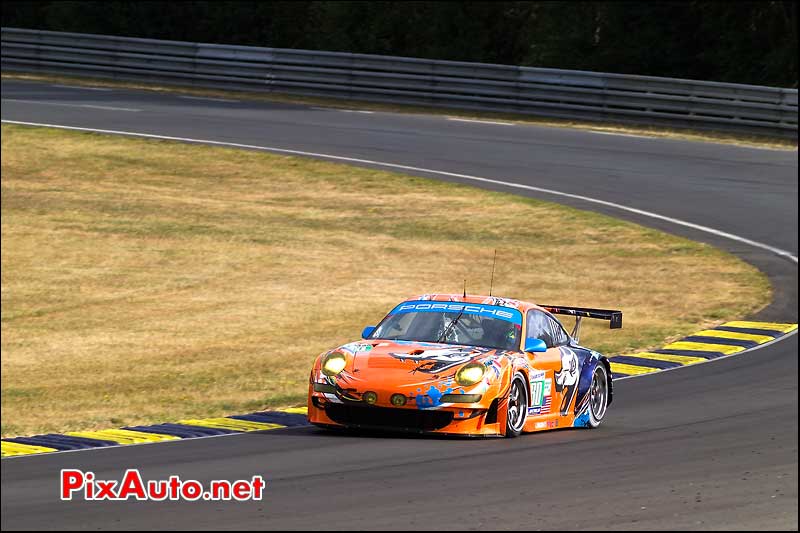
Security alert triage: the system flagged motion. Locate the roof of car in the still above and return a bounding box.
[409,294,544,313]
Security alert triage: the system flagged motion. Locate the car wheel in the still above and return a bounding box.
[587,364,609,428]
[505,373,528,437]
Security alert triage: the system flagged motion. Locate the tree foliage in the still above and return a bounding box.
[3,1,796,87]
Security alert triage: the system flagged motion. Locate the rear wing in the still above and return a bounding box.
[541,306,622,329]
[539,305,622,342]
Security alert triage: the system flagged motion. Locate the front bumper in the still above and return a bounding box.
[308,390,506,436]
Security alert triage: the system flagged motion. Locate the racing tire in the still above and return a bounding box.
[505,373,528,438]
[586,364,609,428]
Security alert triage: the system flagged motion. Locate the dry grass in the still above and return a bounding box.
[3,72,797,151]
[0,124,770,436]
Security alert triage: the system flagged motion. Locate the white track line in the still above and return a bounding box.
[51,84,113,91]
[178,95,239,103]
[3,119,795,263]
[78,104,141,112]
[448,117,515,126]
[2,100,140,112]
[586,130,654,139]
[311,107,373,114]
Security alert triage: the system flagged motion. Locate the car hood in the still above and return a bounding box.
[330,339,504,389]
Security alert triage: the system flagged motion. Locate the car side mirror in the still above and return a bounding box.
[524,338,547,353]
[361,326,376,339]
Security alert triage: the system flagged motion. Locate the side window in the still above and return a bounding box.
[546,316,570,347]
[526,310,553,347]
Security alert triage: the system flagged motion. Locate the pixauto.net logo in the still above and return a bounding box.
[60,469,266,501]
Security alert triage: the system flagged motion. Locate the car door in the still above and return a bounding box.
[524,310,572,416]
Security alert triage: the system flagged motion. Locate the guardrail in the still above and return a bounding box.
[2,27,797,137]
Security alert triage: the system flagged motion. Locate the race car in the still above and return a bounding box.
[307,294,621,437]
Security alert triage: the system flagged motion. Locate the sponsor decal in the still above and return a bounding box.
[414,385,454,409]
[392,301,522,324]
[529,374,553,414]
[540,396,552,414]
[528,398,552,415]
[338,342,374,355]
[481,296,521,309]
[487,358,503,379]
[555,347,580,415]
[529,369,546,381]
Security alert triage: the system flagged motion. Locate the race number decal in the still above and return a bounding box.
[528,371,553,415]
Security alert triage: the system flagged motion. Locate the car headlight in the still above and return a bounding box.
[321,352,347,377]
[455,363,486,386]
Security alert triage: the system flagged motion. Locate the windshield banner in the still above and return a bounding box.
[391,301,522,325]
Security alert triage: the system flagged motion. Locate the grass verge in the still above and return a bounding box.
[3,71,797,151]
[0,124,771,436]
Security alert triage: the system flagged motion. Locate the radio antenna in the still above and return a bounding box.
[463,279,467,298]
[489,249,497,296]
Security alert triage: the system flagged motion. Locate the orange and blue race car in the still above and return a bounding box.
[308,294,622,437]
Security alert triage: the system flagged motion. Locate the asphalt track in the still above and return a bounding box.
[1,79,797,530]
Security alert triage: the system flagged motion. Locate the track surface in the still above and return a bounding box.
[1,80,797,530]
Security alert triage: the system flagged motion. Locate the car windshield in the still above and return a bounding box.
[370,301,523,351]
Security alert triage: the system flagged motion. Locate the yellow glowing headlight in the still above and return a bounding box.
[455,363,486,386]
[321,352,347,376]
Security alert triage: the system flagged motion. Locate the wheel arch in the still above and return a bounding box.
[576,353,613,414]
[511,361,532,405]
[600,356,613,406]
[497,361,531,436]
